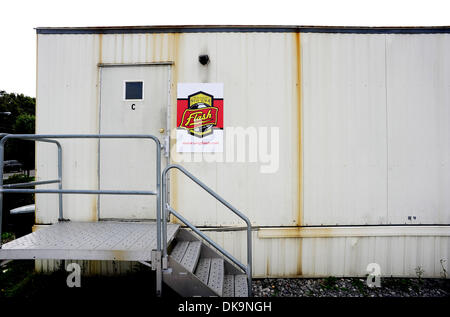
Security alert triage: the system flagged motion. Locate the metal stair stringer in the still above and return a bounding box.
[162,228,247,297]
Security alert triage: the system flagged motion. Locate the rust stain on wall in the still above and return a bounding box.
[98,34,103,64]
[169,33,181,224]
[121,33,125,63]
[258,226,354,238]
[145,34,150,62]
[152,34,157,60]
[112,250,126,261]
[90,196,98,222]
[159,34,164,60]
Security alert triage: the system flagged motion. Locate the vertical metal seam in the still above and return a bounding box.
[295,32,303,276]
[166,65,172,221]
[170,33,180,220]
[385,34,389,224]
[97,63,103,221]
[96,34,103,221]
[296,33,303,227]
[35,33,39,225]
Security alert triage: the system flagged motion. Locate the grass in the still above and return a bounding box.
[351,278,367,294]
[4,174,35,185]
[382,277,421,292]
[1,232,15,243]
[0,261,34,298]
[321,276,338,290]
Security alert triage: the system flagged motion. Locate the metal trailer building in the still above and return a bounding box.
[31,25,450,279]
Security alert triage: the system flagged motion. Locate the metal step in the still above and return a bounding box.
[171,240,189,262]
[234,274,248,297]
[223,274,234,297]
[207,258,224,296]
[222,274,248,297]
[165,229,249,297]
[194,257,211,284]
[180,241,202,273]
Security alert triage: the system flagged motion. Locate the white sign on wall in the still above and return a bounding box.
[176,83,224,152]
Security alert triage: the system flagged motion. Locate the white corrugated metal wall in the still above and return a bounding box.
[302,33,388,225]
[302,33,450,226]
[35,30,450,277]
[386,34,450,224]
[36,32,300,227]
[36,34,100,223]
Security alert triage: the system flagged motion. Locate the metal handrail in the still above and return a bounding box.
[167,205,248,272]
[1,137,63,219]
[0,134,162,256]
[3,179,61,188]
[161,164,252,296]
[0,134,252,296]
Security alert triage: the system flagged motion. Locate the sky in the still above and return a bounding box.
[0,0,448,97]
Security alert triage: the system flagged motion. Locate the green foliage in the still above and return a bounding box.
[1,232,15,242]
[4,174,35,185]
[321,276,338,290]
[0,90,35,131]
[351,278,366,293]
[0,90,35,170]
[14,113,35,133]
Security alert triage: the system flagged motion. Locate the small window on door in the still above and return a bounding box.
[124,81,144,100]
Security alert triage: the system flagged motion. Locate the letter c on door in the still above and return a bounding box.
[131,104,136,110]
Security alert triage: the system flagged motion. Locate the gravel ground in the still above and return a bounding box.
[252,277,450,297]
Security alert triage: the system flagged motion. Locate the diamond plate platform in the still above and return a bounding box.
[0,221,179,262]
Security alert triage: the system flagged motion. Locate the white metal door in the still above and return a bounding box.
[99,65,169,219]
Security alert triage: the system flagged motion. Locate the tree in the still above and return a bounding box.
[13,113,36,173]
[0,90,36,172]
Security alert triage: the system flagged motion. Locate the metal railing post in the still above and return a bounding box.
[247,223,252,296]
[56,142,63,221]
[154,137,162,297]
[0,138,5,248]
[161,165,168,259]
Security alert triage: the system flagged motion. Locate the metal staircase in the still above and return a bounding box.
[163,228,248,297]
[0,134,252,297]
[162,164,252,297]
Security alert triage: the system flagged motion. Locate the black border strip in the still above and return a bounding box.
[36,25,450,35]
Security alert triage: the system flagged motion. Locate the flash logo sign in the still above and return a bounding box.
[177,83,224,153]
[180,91,218,137]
